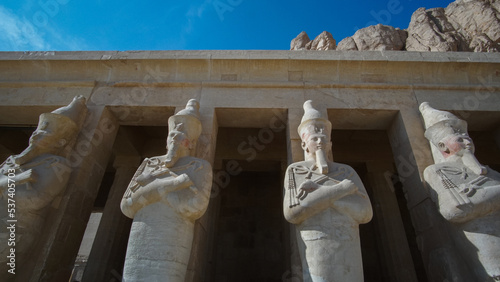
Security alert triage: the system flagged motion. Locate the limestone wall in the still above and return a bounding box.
[0,50,499,281]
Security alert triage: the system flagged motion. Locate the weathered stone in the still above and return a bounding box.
[291,31,336,51]
[470,33,500,52]
[283,100,373,281]
[446,0,500,50]
[296,0,500,53]
[406,7,468,52]
[406,1,500,52]
[0,96,88,277]
[352,24,407,51]
[310,31,336,50]
[1,50,499,282]
[121,99,213,282]
[290,31,311,50]
[337,36,358,51]
[420,102,500,281]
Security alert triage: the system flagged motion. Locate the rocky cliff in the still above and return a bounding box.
[291,0,500,52]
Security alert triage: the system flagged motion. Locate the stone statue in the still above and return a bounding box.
[0,96,87,274]
[283,100,373,282]
[121,99,212,281]
[420,102,500,281]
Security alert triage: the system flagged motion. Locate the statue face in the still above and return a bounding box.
[439,133,475,156]
[302,132,331,155]
[166,130,190,154]
[29,121,65,149]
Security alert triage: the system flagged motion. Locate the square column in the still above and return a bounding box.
[388,108,473,281]
[186,105,218,281]
[23,106,119,282]
[81,155,140,282]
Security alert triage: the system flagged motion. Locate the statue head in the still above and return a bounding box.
[165,99,202,165]
[298,100,332,161]
[13,96,87,165]
[419,102,472,158]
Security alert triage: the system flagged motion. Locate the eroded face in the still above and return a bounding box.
[13,121,67,165]
[439,133,475,157]
[165,130,190,161]
[29,121,60,149]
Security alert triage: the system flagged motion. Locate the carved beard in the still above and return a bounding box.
[315,148,329,174]
[461,150,487,175]
[164,143,180,168]
[12,144,41,165]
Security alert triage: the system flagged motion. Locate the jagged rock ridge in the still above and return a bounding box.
[290,0,500,52]
[290,31,336,50]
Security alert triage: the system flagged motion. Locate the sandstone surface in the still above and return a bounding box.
[309,31,336,50]
[290,31,336,50]
[337,24,407,51]
[290,31,311,50]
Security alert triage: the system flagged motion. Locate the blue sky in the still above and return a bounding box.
[0,0,455,51]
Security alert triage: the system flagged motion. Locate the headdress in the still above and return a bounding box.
[419,102,467,146]
[168,99,202,142]
[36,95,87,141]
[297,100,332,140]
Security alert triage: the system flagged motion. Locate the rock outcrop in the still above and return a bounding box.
[290,31,311,50]
[405,1,500,52]
[310,31,336,50]
[445,0,500,52]
[405,7,469,51]
[337,24,407,51]
[292,0,500,52]
[290,31,336,50]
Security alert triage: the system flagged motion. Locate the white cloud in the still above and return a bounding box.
[0,5,87,51]
[186,0,211,19]
[184,1,211,34]
[0,6,49,50]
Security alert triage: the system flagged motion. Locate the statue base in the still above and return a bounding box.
[122,202,194,281]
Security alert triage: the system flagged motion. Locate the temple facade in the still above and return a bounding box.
[0,50,499,281]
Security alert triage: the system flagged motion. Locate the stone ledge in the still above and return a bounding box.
[0,50,498,63]
[2,80,499,91]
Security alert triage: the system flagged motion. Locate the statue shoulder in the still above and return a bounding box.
[328,162,358,179]
[175,156,212,172]
[423,162,461,179]
[31,154,67,163]
[194,157,211,170]
[189,158,212,176]
[423,163,439,177]
[21,154,69,171]
[329,162,353,171]
[287,161,313,171]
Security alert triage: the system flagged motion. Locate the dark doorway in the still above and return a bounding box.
[211,169,286,282]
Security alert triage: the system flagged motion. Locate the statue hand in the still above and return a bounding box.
[339,179,358,194]
[174,173,193,186]
[135,171,153,186]
[17,169,37,185]
[297,180,319,200]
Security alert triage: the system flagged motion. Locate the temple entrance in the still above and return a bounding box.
[207,120,289,282]
[211,169,286,281]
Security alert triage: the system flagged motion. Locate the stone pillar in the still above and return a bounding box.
[22,106,119,282]
[81,156,140,282]
[365,161,418,281]
[284,107,303,281]
[388,109,473,281]
[186,105,218,282]
[121,99,213,282]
